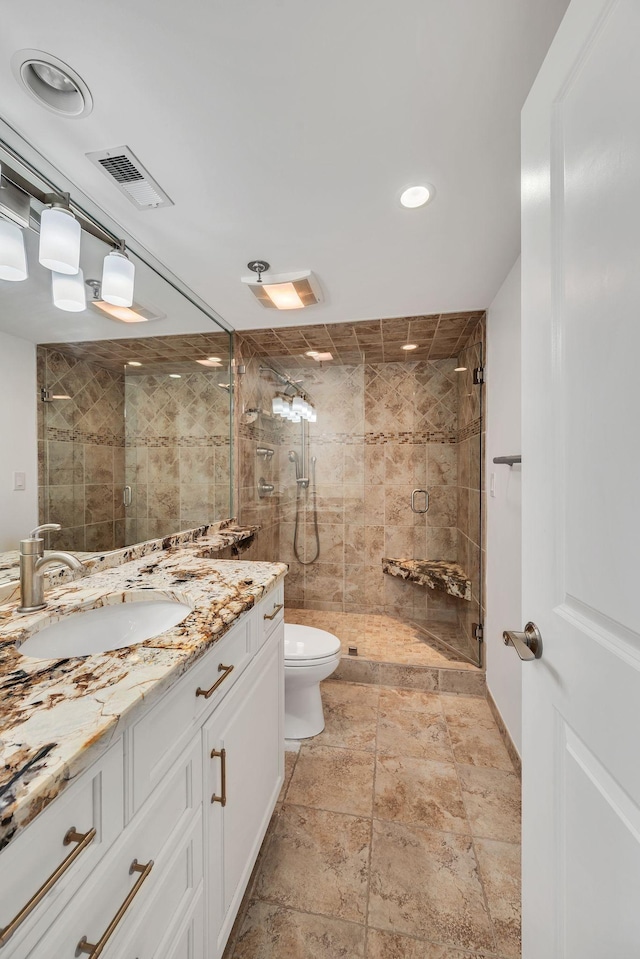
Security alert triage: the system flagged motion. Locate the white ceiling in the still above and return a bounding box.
[0,0,569,332]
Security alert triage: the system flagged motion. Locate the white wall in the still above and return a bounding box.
[485,257,523,755]
[0,331,38,549]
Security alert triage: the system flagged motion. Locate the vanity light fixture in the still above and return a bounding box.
[399,184,434,209]
[51,268,86,312]
[0,218,28,281]
[101,240,135,307]
[242,261,323,310]
[39,195,81,275]
[0,169,30,281]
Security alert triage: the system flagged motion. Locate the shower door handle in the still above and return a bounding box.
[123,486,132,508]
[411,489,429,514]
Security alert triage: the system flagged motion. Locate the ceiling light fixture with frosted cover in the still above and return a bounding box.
[242,260,323,311]
[101,239,135,307]
[39,194,81,275]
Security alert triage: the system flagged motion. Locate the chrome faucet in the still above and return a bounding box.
[18,523,85,613]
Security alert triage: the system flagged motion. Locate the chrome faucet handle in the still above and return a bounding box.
[28,523,62,539]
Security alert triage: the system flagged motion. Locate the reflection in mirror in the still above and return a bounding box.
[39,332,232,552]
[0,136,233,569]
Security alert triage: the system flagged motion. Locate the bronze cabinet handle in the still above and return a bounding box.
[263,603,284,621]
[76,859,153,957]
[210,748,227,806]
[195,663,234,699]
[0,826,96,948]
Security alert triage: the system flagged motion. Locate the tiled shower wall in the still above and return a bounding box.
[123,371,231,543]
[38,347,126,552]
[278,360,463,621]
[233,337,281,562]
[456,321,486,652]
[235,341,484,627]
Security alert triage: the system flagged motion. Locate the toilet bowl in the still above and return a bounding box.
[284,624,341,739]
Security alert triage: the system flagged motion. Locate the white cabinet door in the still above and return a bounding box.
[521,0,640,954]
[203,625,284,958]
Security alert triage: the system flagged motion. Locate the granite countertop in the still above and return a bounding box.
[382,558,472,602]
[0,519,258,602]
[0,534,286,851]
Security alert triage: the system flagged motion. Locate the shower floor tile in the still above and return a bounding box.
[284,609,477,669]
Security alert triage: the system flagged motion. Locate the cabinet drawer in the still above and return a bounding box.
[158,887,204,959]
[115,813,203,959]
[129,615,252,815]
[0,740,124,958]
[28,736,202,959]
[258,582,284,648]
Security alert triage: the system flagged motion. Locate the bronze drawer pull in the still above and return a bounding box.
[0,826,96,948]
[263,603,284,621]
[210,748,227,806]
[195,663,234,699]
[76,858,153,957]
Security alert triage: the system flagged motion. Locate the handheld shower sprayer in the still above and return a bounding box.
[289,450,309,488]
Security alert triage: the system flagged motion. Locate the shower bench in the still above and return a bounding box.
[382,558,472,602]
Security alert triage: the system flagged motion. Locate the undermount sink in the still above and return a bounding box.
[18,595,193,660]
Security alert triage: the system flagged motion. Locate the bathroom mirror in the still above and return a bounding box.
[0,132,233,568]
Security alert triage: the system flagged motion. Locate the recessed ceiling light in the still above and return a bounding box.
[127,361,142,367]
[12,50,93,118]
[402,343,418,351]
[312,352,333,362]
[169,373,181,379]
[196,358,222,367]
[305,350,319,357]
[399,184,433,209]
[455,366,467,372]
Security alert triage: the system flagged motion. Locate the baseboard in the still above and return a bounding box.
[485,687,521,777]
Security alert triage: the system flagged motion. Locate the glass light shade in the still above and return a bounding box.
[292,396,305,415]
[262,282,305,310]
[102,250,135,307]
[0,220,28,281]
[309,409,317,423]
[272,396,284,416]
[52,268,86,312]
[39,207,81,274]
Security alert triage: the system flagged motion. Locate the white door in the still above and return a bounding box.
[521,0,640,955]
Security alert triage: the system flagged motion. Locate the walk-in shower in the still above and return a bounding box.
[238,312,486,671]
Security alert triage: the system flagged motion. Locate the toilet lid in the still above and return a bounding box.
[284,624,341,661]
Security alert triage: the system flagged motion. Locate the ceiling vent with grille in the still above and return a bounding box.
[86,146,173,210]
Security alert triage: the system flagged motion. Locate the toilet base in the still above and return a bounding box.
[284,681,326,739]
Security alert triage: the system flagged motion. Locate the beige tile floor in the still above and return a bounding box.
[223,681,521,959]
[285,610,478,669]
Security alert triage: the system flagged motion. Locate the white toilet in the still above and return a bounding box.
[284,623,341,739]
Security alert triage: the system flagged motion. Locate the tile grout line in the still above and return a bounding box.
[362,683,383,958]
[443,702,502,959]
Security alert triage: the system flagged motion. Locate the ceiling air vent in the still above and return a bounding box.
[86,146,173,210]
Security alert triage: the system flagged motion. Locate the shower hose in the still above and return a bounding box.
[293,455,320,565]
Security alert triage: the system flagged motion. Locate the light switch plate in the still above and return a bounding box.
[13,471,26,491]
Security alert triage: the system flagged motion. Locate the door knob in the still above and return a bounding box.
[503,622,542,661]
